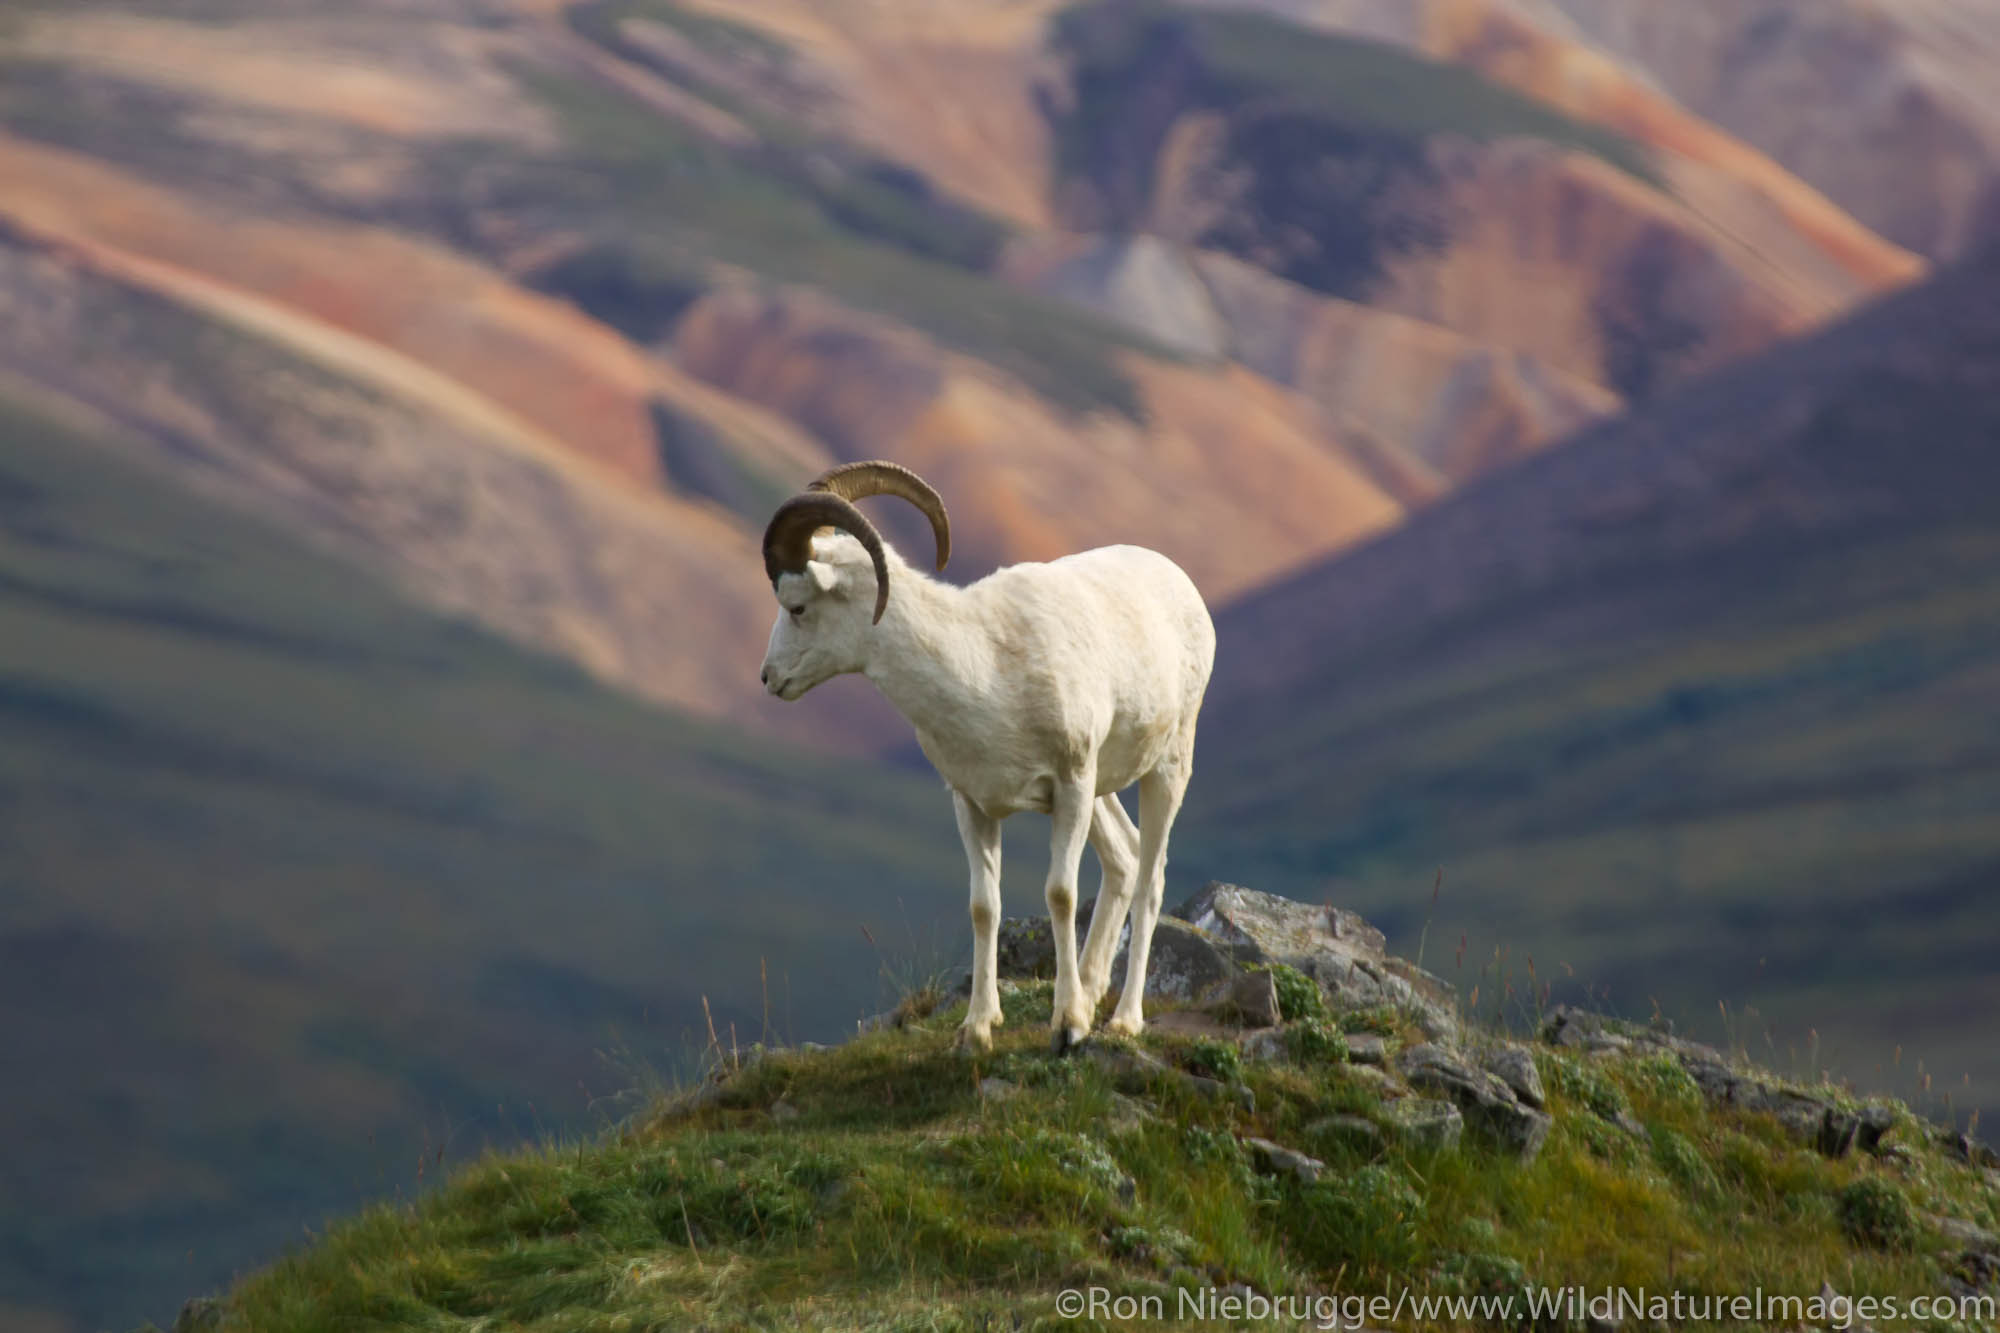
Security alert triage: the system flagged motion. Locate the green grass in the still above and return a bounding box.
[0,390,1039,1330]
[209,986,1998,1329]
[1186,8,1657,183]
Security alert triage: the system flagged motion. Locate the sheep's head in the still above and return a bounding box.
[759,461,949,700]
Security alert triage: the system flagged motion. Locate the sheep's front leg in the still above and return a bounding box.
[953,791,1005,1054]
[1077,794,1140,1014]
[1046,773,1097,1053]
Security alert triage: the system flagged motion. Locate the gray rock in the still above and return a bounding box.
[1545,1006,1905,1162]
[976,1078,1019,1102]
[1174,882,1459,1041]
[1540,1005,1725,1065]
[1148,1009,1241,1042]
[1104,913,1239,1005]
[1106,1092,1155,1135]
[1482,1045,1546,1110]
[1344,1032,1389,1065]
[1943,1130,2000,1169]
[1085,1041,1254,1112]
[985,915,1064,984]
[1238,1027,1288,1064]
[1245,1136,1326,1184]
[1934,1215,2000,1255]
[1857,1103,1899,1154]
[1340,1062,1402,1095]
[1176,880,1387,958]
[1212,969,1283,1028]
[1305,1113,1386,1155]
[1684,1056,1887,1158]
[1399,1043,1552,1161]
[1383,1097,1464,1151]
[972,901,1241,1006]
[768,1098,800,1122]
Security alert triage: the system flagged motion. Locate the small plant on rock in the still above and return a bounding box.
[1287,1017,1349,1065]
[1259,962,1329,1022]
[1186,1038,1244,1084]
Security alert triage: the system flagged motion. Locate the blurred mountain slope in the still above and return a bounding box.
[0,385,1023,1330]
[1533,0,2000,262]
[0,0,1934,757]
[1186,243,2000,1129]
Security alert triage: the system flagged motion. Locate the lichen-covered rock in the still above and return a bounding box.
[1305,1113,1386,1155]
[1400,1043,1552,1161]
[1212,969,1282,1028]
[1085,1041,1255,1112]
[1383,1097,1464,1151]
[1541,1005,1901,1160]
[1175,880,1386,959]
[971,901,1239,1006]
[1098,910,1239,1005]
[1238,1027,1288,1064]
[1344,1032,1389,1066]
[1173,883,1459,1039]
[1245,1136,1326,1184]
[1482,1045,1547,1110]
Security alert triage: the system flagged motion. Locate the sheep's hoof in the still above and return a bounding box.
[1102,1013,1144,1039]
[955,1023,995,1055]
[1049,1022,1092,1056]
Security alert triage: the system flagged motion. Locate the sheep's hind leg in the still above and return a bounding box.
[953,791,1005,1054]
[1045,772,1098,1053]
[1105,757,1190,1039]
[1077,794,1139,1015]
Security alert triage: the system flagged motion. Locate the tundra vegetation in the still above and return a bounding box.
[201,892,2000,1331]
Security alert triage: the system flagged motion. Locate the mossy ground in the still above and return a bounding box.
[214,984,1997,1330]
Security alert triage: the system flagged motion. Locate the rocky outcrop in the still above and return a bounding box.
[1174,882,1460,1040]
[1541,1006,1902,1160]
[963,884,1948,1172]
[967,882,1464,1046]
[1398,1043,1552,1161]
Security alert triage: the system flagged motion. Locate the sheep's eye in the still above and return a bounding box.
[787,605,804,619]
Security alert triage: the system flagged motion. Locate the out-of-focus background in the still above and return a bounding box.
[1,0,1997,1326]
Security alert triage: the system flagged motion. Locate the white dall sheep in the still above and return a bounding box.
[759,461,1215,1052]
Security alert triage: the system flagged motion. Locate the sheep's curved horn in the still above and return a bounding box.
[761,493,893,623]
[808,460,951,573]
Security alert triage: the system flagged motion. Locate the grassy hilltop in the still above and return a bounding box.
[195,972,1999,1331]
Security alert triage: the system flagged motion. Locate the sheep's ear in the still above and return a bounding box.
[805,560,842,595]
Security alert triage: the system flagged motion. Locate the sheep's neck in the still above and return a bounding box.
[862,558,996,746]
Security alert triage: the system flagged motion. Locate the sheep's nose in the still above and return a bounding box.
[760,666,770,686]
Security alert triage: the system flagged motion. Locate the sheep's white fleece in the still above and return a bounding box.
[762,531,1215,1050]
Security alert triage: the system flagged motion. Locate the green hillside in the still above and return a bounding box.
[0,392,1025,1331]
[1184,249,2000,1129]
[196,983,2000,1330]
